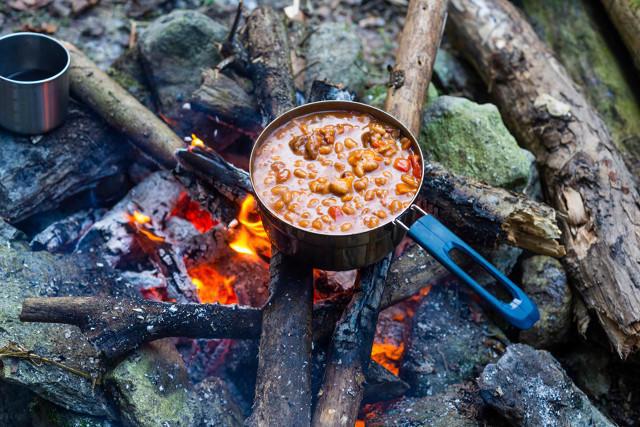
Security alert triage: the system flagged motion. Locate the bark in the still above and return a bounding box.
[20,297,261,359]
[312,256,392,427]
[449,0,640,357]
[246,251,313,427]
[64,42,184,168]
[385,0,449,134]
[190,69,262,134]
[600,0,640,71]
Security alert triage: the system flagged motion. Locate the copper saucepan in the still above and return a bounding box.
[249,101,539,329]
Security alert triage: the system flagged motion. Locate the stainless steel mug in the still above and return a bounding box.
[0,32,70,135]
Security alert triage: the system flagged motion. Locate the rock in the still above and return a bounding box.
[108,47,155,110]
[560,345,611,401]
[400,283,507,397]
[0,381,35,427]
[31,397,115,427]
[420,96,534,191]
[363,83,438,110]
[433,48,486,102]
[0,231,133,417]
[366,383,486,427]
[479,344,615,426]
[304,22,368,96]
[139,10,227,114]
[106,340,244,427]
[518,256,573,348]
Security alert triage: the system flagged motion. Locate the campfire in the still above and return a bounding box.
[2,0,639,426]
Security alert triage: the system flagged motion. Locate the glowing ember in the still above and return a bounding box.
[371,341,405,375]
[190,133,205,148]
[170,192,217,233]
[354,420,365,427]
[189,264,238,305]
[126,210,165,243]
[229,195,271,258]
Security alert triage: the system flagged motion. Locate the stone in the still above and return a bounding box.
[192,377,245,427]
[400,283,507,397]
[420,96,534,192]
[0,381,35,427]
[518,256,573,348]
[304,22,368,96]
[31,397,115,427]
[479,344,615,426]
[363,83,438,111]
[433,48,486,101]
[0,229,134,418]
[138,10,227,114]
[366,383,485,427]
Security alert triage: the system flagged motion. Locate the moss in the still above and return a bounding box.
[363,83,439,110]
[420,96,532,191]
[520,0,640,160]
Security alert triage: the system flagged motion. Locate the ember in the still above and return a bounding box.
[371,341,405,376]
[126,209,165,243]
[229,195,271,258]
[189,264,238,305]
[170,192,217,233]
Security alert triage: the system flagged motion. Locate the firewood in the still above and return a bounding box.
[313,2,449,425]
[600,0,640,71]
[243,7,314,427]
[64,42,184,168]
[312,256,392,427]
[448,0,640,357]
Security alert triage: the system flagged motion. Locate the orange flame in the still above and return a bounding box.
[229,195,271,258]
[190,133,205,148]
[189,264,238,305]
[371,341,405,375]
[126,210,165,243]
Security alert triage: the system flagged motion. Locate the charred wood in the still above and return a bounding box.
[449,0,640,357]
[64,42,184,168]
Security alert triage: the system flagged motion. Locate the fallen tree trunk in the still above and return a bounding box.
[64,42,184,168]
[600,0,640,72]
[449,0,640,357]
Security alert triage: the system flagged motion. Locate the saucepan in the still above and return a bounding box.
[249,100,539,329]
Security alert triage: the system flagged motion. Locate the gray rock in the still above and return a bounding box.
[304,22,368,96]
[433,48,486,102]
[0,235,130,417]
[192,377,245,427]
[0,381,34,427]
[479,344,615,426]
[366,383,485,427]
[518,256,573,348]
[401,283,507,397]
[139,10,227,113]
[420,96,534,192]
[31,398,115,427]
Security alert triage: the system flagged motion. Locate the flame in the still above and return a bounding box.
[126,210,165,243]
[190,133,205,148]
[229,195,271,258]
[189,264,238,305]
[170,192,217,233]
[371,341,405,375]
[355,421,365,427]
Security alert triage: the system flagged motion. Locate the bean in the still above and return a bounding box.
[400,137,412,149]
[344,137,357,149]
[341,223,353,232]
[329,179,350,196]
[342,203,355,215]
[364,190,375,201]
[334,163,345,173]
[319,145,332,155]
[308,172,317,179]
[294,159,304,167]
[312,219,324,230]
[320,158,333,167]
[335,142,344,153]
[299,219,310,228]
[304,139,319,160]
[389,200,403,213]
[341,194,354,202]
[376,189,388,199]
[362,159,379,172]
[395,183,414,195]
[353,177,368,192]
[282,191,293,204]
[383,170,392,178]
[401,174,419,188]
[307,198,319,208]
[273,200,285,211]
[354,163,365,177]
[365,216,379,228]
[376,210,388,219]
[271,155,282,161]
[276,169,291,183]
[271,161,286,172]
[370,123,386,135]
[263,176,275,185]
[301,211,311,218]
[321,215,332,224]
[284,212,295,222]
[307,162,317,171]
[271,185,288,195]
[375,177,387,186]
[294,168,308,178]
[361,131,372,146]
[322,197,338,206]
[288,203,300,213]
[317,177,328,184]
[348,150,363,166]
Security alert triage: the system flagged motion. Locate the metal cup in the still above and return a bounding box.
[0,32,70,135]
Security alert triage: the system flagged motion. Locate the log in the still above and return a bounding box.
[64,42,184,168]
[246,251,313,426]
[312,256,392,427]
[384,0,448,133]
[600,0,640,71]
[448,0,640,357]
[519,0,640,187]
[243,7,314,427]
[20,297,261,359]
[190,69,262,134]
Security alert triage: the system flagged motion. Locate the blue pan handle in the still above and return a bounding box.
[397,206,539,329]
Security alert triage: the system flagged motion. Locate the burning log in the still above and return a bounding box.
[312,256,392,427]
[64,42,184,168]
[20,297,261,359]
[448,0,640,357]
[600,0,640,71]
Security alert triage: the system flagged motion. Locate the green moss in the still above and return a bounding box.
[420,96,532,191]
[363,83,438,110]
[521,0,640,161]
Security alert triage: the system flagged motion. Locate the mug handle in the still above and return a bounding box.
[396,206,539,330]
